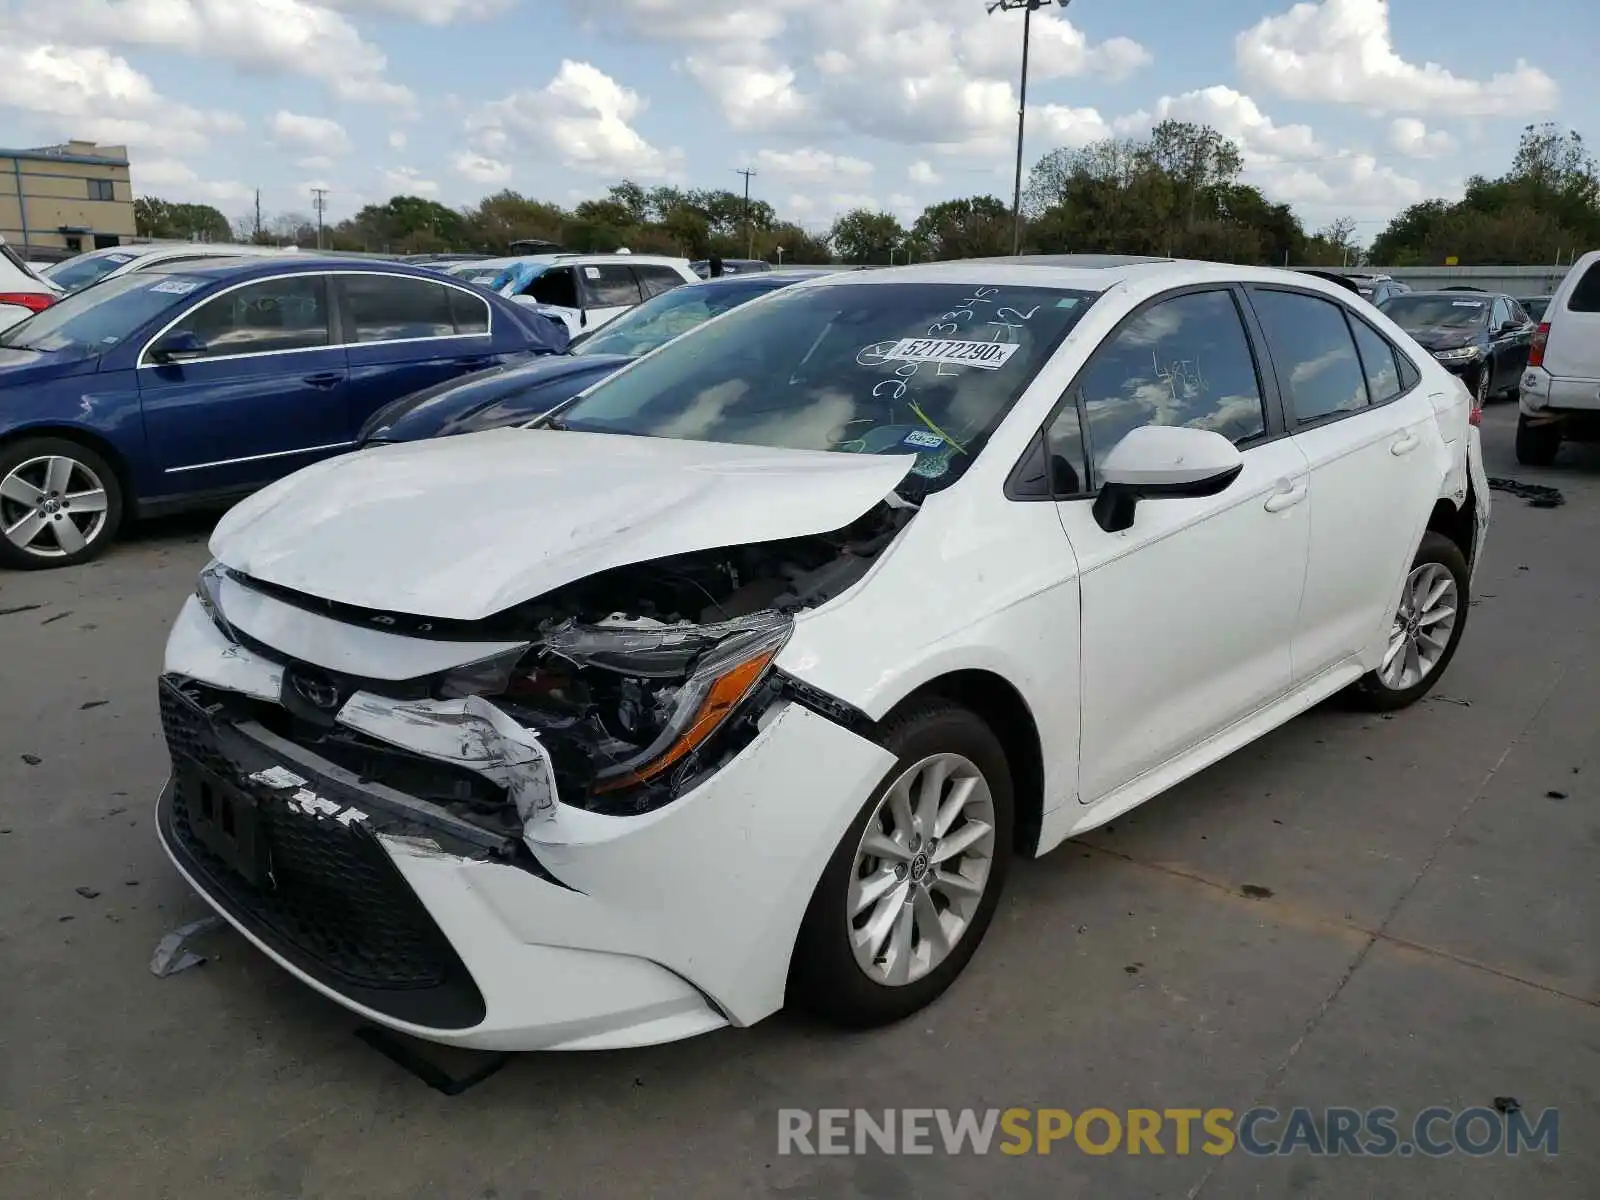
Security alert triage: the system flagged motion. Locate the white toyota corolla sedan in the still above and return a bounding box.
[157,255,1491,1050]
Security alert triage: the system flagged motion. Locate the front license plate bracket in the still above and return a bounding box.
[185,766,270,888]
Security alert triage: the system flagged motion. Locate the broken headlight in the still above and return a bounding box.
[194,560,238,642]
[437,610,792,795]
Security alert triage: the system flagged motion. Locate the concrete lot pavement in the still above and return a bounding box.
[1,404,1595,1198]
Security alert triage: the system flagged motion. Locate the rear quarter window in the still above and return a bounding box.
[1566,261,1600,313]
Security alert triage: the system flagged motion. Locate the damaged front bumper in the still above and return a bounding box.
[157,595,895,1051]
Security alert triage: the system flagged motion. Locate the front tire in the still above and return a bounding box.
[0,437,124,570]
[789,700,1014,1028]
[1351,531,1470,712]
[1515,414,1562,466]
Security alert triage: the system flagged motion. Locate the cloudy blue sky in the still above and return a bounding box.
[1,0,1593,242]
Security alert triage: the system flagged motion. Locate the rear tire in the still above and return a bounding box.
[789,700,1014,1028]
[1515,414,1561,467]
[0,437,125,571]
[1350,532,1470,712]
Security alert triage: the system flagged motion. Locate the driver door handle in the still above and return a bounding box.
[1264,480,1308,513]
[1391,432,1421,456]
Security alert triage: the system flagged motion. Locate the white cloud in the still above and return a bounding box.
[1128,86,1324,161]
[453,152,512,185]
[388,131,408,151]
[909,160,941,186]
[6,0,414,109]
[324,0,509,22]
[603,0,1149,152]
[0,43,242,156]
[269,111,350,157]
[382,166,439,196]
[754,147,872,182]
[1388,117,1457,159]
[297,155,335,171]
[466,60,683,179]
[1237,0,1558,116]
[134,157,253,206]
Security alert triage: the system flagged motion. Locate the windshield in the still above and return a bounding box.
[452,265,505,285]
[43,250,142,294]
[573,280,782,360]
[1380,294,1489,330]
[0,273,193,353]
[552,281,1096,492]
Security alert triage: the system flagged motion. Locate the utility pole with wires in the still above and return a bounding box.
[735,167,758,260]
[311,187,328,250]
[987,0,1071,256]
[253,189,262,242]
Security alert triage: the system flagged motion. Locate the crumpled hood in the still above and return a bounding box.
[211,429,916,621]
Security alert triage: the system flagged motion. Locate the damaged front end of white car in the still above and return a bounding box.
[155,495,911,1045]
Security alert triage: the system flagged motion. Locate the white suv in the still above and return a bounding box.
[0,236,60,332]
[474,253,700,336]
[1516,248,1600,465]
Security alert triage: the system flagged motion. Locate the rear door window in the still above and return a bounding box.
[1249,289,1370,424]
[582,265,644,308]
[1566,261,1600,313]
[340,274,458,342]
[634,265,689,299]
[1348,317,1403,404]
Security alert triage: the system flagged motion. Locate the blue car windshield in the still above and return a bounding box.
[0,273,193,354]
[554,281,1097,492]
[572,280,785,360]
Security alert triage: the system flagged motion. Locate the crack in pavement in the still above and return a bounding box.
[1180,661,1571,1200]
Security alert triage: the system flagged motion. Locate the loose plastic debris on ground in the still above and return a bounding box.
[149,915,224,978]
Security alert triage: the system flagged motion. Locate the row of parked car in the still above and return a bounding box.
[0,234,836,568]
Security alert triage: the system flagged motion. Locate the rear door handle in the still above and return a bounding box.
[1391,432,1421,456]
[303,372,342,389]
[1264,480,1308,513]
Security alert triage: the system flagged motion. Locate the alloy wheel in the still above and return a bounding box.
[1379,562,1459,691]
[847,752,997,987]
[0,454,111,559]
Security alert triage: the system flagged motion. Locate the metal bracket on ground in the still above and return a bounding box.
[150,915,225,977]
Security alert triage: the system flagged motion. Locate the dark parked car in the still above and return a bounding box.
[691,258,774,278]
[1378,290,1535,412]
[358,268,837,446]
[0,257,565,569]
[1517,295,1552,323]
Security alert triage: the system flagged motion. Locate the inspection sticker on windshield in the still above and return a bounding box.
[1452,300,1484,307]
[150,279,199,295]
[902,429,945,450]
[883,337,1020,371]
[107,254,133,264]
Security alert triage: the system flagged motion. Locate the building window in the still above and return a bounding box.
[87,179,115,201]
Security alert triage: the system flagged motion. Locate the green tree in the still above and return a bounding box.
[909,196,1012,260]
[134,197,232,241]
[465,191,567,252]
[829,209,903,264]
[347,195,469,251]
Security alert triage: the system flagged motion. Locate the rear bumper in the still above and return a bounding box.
[1519,367,1600,416]
[156,600,897,1050]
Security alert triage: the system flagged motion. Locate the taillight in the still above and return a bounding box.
[0,292,54,313]
[1527,321,1550,368]
[1469,408,1482,426]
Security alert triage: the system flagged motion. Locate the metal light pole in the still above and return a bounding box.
[987,0,1070,256]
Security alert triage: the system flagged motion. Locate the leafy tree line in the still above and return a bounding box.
[1369,124,1599,266]
[133,120,1597,269]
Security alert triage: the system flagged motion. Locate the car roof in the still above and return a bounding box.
[474,252,693,270]
[792,255,1368,296]
[145,256,487,284]
[1394,289,1502,300]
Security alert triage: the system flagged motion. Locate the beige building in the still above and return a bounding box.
[0,140,137,261]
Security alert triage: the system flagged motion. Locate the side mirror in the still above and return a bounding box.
[1093,425,1244,533]
[1499,320,1519,335]
[148,330,207,364]
[580,309,589,329]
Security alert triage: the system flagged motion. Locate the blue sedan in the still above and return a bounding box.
[0,257,565,568]
[357,268,840,446]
